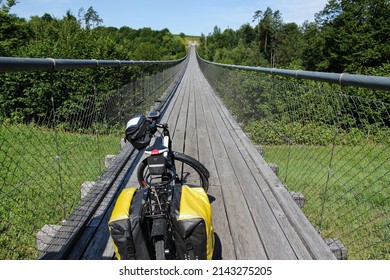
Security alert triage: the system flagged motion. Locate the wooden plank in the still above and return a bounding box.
[209,89,335,260]
[189,58,235,259]
[183,67,198,159]
[208,184,236,260]
[179,66,205,186]
[180,59,236,259]
[202,87,297,259]
[210,92,314,259]
[213,157,268,259]
[170,73,190,154]
[196,83,221,187]
[200,81,268,259]
[206,86,309,260]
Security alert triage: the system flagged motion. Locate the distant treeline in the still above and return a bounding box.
[0,2,187,122]
[0,2,186,60]
[197,0,390,77]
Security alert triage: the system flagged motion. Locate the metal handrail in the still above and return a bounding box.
[0,56,186,72]
[197,54,390,91]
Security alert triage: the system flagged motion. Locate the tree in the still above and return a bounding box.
[79,6,103,30]
[314,0,390,73]
[222,28,237,50]
[301,21,326,70]
[0,0,28,56]
[86,6,103,29]
[237,23,255,45]
[255,7,283,67]
[275,23,304,68]
[253,10,262,48]
[0,0,16,13]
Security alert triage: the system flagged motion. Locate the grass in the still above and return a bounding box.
[263,144,389,259]
[0,123,121,259]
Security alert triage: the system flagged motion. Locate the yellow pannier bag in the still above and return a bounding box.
[171,185,214,260]
[108,187,151,260]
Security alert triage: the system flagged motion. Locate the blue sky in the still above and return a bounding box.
[11,0,329,35]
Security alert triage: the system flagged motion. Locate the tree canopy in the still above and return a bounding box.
[0,5,186,60]
[314,0,390,73]
[197,1,390,76]
[0,4,187,122]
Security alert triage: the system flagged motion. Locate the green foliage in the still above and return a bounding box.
[201,61,389,147]
[0,0,15,13]
[0,12,28,56]
[0,6,186,123]
[198,7,303,68]
[198,1,390,82]
[314,0,390,73]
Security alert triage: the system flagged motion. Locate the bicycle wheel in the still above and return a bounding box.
[155,239,166,260]
[173,152,209,192]
[137,151,209,191]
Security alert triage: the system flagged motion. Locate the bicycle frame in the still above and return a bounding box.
[143,122,176,187]
[141,116,176,259]
[127,111,210,259]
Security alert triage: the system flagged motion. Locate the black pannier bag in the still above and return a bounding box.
[125,114,151,150]
[108,188,152,260]
[171,185,214,260]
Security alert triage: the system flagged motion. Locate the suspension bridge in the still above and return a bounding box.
[0,45,388,260]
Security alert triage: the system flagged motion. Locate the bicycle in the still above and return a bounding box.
[123,111,211,260]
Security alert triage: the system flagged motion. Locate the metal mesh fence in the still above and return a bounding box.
[199,59,389,260]
[0,60,187,259]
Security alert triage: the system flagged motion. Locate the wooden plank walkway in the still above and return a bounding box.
[80,46,336,260]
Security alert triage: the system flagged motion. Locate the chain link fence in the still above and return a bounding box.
[198,57,389,260]
[0,58,187,259]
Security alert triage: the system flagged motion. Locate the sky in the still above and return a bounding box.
[11,0,330,36]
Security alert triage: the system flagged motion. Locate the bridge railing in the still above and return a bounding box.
[0,55,188,259]
[198,55,389,260]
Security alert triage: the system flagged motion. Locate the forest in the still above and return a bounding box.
[197,0,390,77]
[1,0,389,122]
[2,0,389,76]
[0,1,186,60]
[0,1,187,122]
